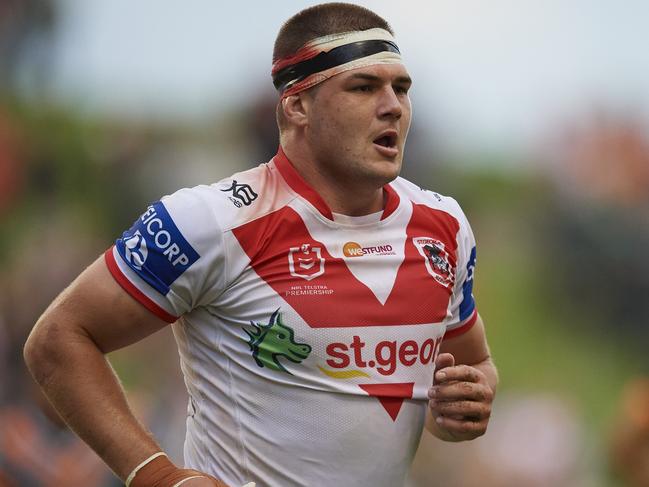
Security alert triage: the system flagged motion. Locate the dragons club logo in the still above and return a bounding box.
[243,309,312,374]
[288,243,325,281]
[123,231,148,270]
[220,180,258,207]
[413,237,455,288]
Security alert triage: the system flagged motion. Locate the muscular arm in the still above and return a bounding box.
[24,255,174,481]
[425,314,498,441]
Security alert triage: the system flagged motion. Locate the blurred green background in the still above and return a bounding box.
[1,1,648,486]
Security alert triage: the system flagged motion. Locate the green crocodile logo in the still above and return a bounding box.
[243,309,312,374]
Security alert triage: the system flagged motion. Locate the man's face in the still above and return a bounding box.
[303,63,412,188]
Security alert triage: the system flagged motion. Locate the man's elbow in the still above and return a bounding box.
[24,316,72,386]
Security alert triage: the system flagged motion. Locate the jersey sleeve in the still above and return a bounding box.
[104,187,226,321]
[444,199,478,338]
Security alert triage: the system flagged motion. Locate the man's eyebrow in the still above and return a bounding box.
[347,73,413,85]
[395,76,413,85]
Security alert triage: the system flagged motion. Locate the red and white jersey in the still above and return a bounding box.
[105,148,478,487]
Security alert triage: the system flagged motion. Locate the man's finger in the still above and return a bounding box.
[428,381,493,402]
[429,399,491,420]
[435,415,488,439]
[434,364,486,384]
[434,353,455,372]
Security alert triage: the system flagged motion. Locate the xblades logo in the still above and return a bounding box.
[220,180,258,207]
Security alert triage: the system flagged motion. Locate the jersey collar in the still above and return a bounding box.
[273,146,400,222]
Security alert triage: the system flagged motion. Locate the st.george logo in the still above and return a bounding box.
[220,180,258,207]
[288,243,325,281]
[413,237,455,288]
[123,231,148,270]
[243,309,312,374]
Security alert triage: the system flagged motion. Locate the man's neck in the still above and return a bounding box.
[281,143,385,217]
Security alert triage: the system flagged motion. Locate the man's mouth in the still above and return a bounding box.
[373,133,397,148]
[373,131,399,157]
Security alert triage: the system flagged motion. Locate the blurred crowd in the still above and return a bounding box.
[1,1,649,486]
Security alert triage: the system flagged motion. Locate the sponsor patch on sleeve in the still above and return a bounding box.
[459,246,477,321]
[115,201,200,295]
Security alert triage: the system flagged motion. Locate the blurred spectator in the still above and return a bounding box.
[609,377,649,487]
[246,91,280,163]
[408,393,593,487]
[0,109,25,218]
[0,214,185,485]
[0,318,8,404]
[0,366,121,486]
[0,214,118,486]
[549,109,649,207]
[541,109,649,343]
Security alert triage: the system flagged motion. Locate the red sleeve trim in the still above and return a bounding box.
[104,248,178,323]
[444,309,478,339]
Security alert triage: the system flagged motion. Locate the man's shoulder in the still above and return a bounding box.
[391,176,465,218]
[161,161,295,234]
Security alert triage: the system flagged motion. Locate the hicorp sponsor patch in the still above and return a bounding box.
[115,201,199,295]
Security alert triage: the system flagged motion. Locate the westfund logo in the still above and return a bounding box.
[343,241,395,258]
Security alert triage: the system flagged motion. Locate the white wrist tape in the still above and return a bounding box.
[125,452,167,487]
[172,476,207,487]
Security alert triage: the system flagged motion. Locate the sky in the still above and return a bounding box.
[50,0,649,153]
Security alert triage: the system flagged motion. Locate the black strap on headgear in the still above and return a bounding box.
[273,39,400,94]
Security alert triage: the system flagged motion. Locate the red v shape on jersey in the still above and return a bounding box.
[232,203,460,328]
[359,383,415,421]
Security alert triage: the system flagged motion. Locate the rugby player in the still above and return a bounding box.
[24,3,498,486]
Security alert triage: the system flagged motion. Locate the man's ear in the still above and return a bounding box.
[282,94,310,127]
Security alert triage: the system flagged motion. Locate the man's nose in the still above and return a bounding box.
[377,86,402,120]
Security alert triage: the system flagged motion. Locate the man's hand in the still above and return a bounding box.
[172,477,230,487]
[166,476,254,487]
[427,352,494,442]
[128,454,231,487]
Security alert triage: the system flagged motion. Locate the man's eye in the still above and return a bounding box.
[394,86,409,95]
[353,85,372,92]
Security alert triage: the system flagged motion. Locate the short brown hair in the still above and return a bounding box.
[274,3,394,133]
[273,2,394,63]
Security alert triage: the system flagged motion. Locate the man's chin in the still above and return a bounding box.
[364,159,402,186]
